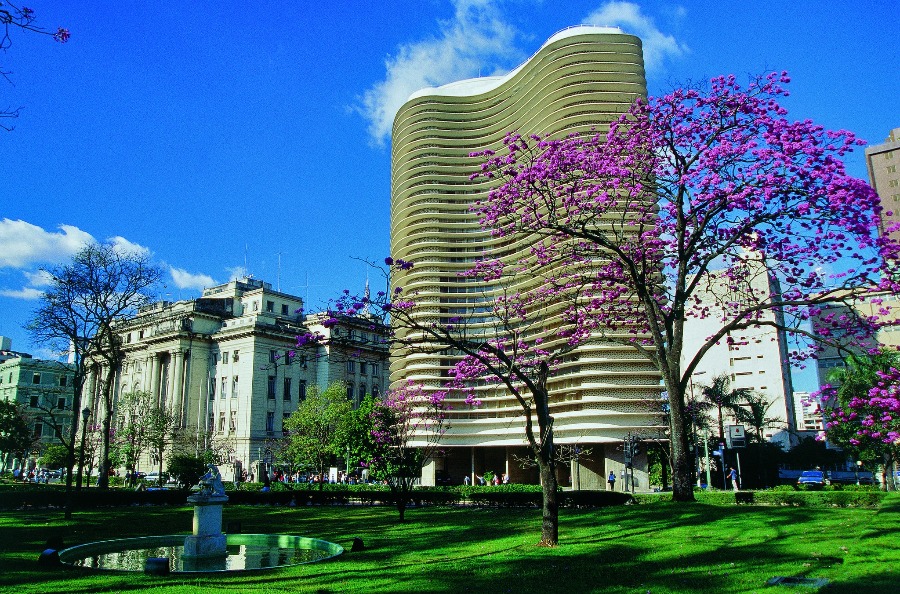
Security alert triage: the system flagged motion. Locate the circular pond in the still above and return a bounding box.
[58,534,343,573]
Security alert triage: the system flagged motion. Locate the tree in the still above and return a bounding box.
[167,454,206,490]
[470,71,900,502]
[0,400,34,471]
[145,405,178,488]
[113,391,152,478]
[697,374,753,442]
[28,242,163,502]
[283,383,352,485]
[334,393,378,475]
[1,2,69,129]
[820,352,900,489]
[738,393,782,443]
[367,381,449,522]
[312,257,588,545]
[38,443,68,470]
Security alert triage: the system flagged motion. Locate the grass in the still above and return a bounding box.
[0,494,897,593]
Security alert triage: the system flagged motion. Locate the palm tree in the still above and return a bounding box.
[736,393,781,442]
[698,374,752,442]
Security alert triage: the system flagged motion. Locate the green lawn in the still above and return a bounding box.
[0,495,897,593]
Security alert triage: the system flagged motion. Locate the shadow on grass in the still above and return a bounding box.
[1,499,898,593]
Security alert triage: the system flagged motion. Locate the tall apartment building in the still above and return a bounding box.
[83,277,388,480]
[680,262,797,448]
[866,127,900,242]
[390,27,664,490]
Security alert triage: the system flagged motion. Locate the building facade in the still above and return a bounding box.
[865,127,900,242]
[680,263,798,448]
[83,277,388,480]
[389,27,664,490]
[0,353,75,471]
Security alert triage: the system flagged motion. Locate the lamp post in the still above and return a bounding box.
[76,406,91,492]
[856,460,862,486]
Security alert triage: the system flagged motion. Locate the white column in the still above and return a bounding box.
[172,349,185,424]
[150,354,161,405]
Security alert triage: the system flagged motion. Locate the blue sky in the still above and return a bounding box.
[1,0,897,390]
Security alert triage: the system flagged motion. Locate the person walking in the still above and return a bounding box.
[727,467,739,491]
[607,471,616,491]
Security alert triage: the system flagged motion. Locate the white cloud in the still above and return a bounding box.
[357,0,523,145]
[170,266,216,291]
[23,269,53,287]
[109,235,151,257]
[0,286,44,300]
[226,266,249,281]
[584,2,688,74]
[0,218,94,268]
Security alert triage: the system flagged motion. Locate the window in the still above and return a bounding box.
[57,397,67,410]
[229,411,237,432]
[30,396,39,408]
[266,412,275,433]
[32,373,41,385]
[281,304,289,315]
[298,380,307,400]
[208,413,215,432]
[282,413,290,436]
[33,423,43,438]
[888,165,897,173]
[222,351,228,363]
[349,329,356,341]
[347,360,355,373]
[139,330,144,339]
[346,384,353,400]
[373,385,380,398]
[360,362,367,375]
[218,412,226,432]
[232,376,239,398]
[126,333,132,344]
[210,379,216,400]
[299,354,307,368]
[267,376,276,399]
[270,350,278,363]
[283,377,292,401]
[361,332,369,343]
[266,300,274,313]
[890,179,899,188]
[252,301,259,311]
[232,351,239,363]
[221,378,227,399]
[370,363,379,376]
[358,385,366,401]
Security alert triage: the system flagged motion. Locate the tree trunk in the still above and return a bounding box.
[97,368,117,489]
[666,382,696,502]
[538,460,559,546]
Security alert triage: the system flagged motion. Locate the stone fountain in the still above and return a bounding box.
[181,464,228,570]
[56,462,343,574]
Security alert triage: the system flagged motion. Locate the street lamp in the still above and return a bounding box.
[77,406,91,492]
[856,460,862,485]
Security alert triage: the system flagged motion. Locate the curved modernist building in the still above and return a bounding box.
[390,27,664,490]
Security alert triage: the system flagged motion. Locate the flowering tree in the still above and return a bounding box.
[820,352,900,488]
[368,381,449,522]
[306,257,600,545]
[1,2,69,129]
[470,72,900,502]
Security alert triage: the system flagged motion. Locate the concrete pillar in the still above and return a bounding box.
[150,354,161,405]
[173,350,185,425]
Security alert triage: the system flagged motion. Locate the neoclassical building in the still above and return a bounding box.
[83,277,388,480]
[390,26,665,489]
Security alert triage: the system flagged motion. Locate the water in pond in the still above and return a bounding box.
[59,534,341,573]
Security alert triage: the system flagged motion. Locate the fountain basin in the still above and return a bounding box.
[58,533,343,573]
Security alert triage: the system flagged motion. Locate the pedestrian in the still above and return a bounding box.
[728,467,739,491]
[608,471,616,491]
[463,475,471,486]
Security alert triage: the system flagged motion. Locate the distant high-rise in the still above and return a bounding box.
[390,26,664,490]
[865,127,900,241]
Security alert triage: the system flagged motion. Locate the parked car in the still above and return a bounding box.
[797,470,827,488]
[145,471,174,484]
